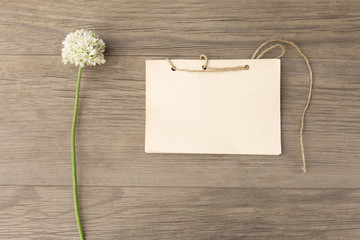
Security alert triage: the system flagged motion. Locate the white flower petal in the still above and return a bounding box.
[61,29,106,67]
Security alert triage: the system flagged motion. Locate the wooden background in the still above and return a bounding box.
[1,0,360,239]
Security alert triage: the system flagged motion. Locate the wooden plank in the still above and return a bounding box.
[0,56,359,188]
[1,186,360,239]
[0,0,359,59]
[1,0,359,239]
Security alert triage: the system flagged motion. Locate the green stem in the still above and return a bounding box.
[71,66,85,240]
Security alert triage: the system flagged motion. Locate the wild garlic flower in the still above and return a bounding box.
[61,29,106,68]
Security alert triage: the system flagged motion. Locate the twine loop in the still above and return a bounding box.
[200,54,209,69]
[251,39,313,173]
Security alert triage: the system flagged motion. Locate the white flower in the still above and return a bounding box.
[61,29,106,68]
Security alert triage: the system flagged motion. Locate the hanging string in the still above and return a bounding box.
[166,39,313,172]
[252,39,313,172]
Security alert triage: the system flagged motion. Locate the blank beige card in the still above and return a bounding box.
[145,59,281,155]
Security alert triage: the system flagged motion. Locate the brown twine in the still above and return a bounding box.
[166,55,249,72]
[252,39,313,173]
[166,39,313,172]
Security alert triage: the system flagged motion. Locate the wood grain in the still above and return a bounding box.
[1,56,360,187]
[1,186,360,240]
[0,0,359,59]
[0,0,360,239]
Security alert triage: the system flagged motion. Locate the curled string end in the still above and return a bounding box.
[301,138,307,173]
[302,164,307,173]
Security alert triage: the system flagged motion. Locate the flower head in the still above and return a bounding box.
[61,29,106,68]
